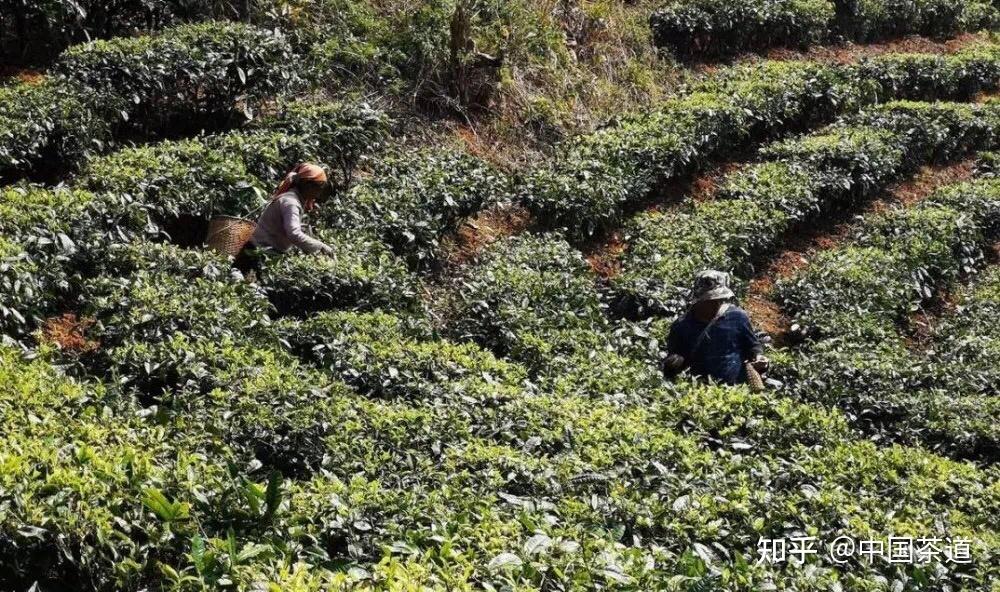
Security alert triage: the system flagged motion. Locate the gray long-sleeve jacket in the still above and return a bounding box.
[251,191,330,254]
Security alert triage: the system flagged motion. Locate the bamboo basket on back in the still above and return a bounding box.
[206,216,256,257]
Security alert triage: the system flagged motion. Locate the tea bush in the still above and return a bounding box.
[0,238,50,338]
[524,43,1000,240]
[778,177,1000,458]
[107,334,360,476]
[0,345,246,590]
[81,266,272,347]
[77,98,390,244]
[1,32,382,188]
[0,0,233,62]
[281,311,527,406]
[649,0,998,58]
[650,0,836,58]
[0,186,96,337]
[0,80,108,181]
[974,150,1000,176]
[91,241,235,280]
[243,100,390,189]
[857,43,1000,100]
[448,233,608,360]
[614,100,1000,317]
[78,138,266,243]
[935,267,1000,394]
[8,6,1000,590]
[319,147,513,266]
[0,184,95,254]
[53,22,296,134]
[256,229,419,315]
[780,178,1000,338]
[836,0,999,42]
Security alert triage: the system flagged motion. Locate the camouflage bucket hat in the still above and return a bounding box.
[691,270,735,303]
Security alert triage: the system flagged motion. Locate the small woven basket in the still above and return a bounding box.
[206,216,256,257]
[745,362,766,392]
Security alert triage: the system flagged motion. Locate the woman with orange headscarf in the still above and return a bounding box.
[250,163,334,255]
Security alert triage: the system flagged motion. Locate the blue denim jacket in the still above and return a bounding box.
[667,306,762,385]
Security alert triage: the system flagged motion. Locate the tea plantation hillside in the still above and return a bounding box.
[2,1,1000,591]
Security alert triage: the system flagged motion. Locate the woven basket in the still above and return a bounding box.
[206,216,256,257]
[745,362,766,392]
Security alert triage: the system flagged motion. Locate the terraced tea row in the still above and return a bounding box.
[612,100,1000,318]
[651,0,998,58]
[14,243,999,589]
[776,174,1000,460]
[522,42,1000,241]
[0,22,296,182]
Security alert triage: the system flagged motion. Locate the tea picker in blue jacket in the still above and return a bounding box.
[663,270,769,386]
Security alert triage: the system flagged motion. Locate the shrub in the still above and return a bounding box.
[613,101,1000,317]
[282,311,526,405]
[649,0,836,58]
[0,186,96,338]
[648,0,997,59]
[0,345,242,591]
[0,80,108,182]
[78,138,266,244]
[975,150,1000,177]
[320,147,512,265]
[776,178,1000,459]
[524,93,750,239]
[613,182,802,316]
[847,100,1000,162]
[76,99,389,245]
[72,192,160,264]
[524,44,1000,241]
[858,43,1000,100]
[0,0,233,62]
[449,234,606,358]
[106,334,357,476]
[289,0,429,93]
[256,229,419,316]
[835,0,999,42]
[661,380,854,450]
[761,126,907,198]
[53,22,297,134]
[245,100,391,189]
[0,238,52,338]
[540,338,666,402]
[0,184,96,248]
[779,179,1000,338]
[82,267,272,347]
[521,59,864,239]
[92,241,235,280]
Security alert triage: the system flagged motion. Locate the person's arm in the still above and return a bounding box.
[735,310,767,368]
[279,198,332,255]
[664,320,688,373]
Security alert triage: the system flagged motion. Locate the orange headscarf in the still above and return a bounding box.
[272,163,328,199]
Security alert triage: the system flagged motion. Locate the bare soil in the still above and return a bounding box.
[586,230,626,279]
[0,66,45,84]
[440,203,534,268]
[695,33,987,74]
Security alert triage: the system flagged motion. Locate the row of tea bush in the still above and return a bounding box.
[523,42,1000,241]
[650,0,999,58]
[613,99,1000,317]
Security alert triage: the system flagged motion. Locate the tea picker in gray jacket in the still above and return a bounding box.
[250,162,335,256]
